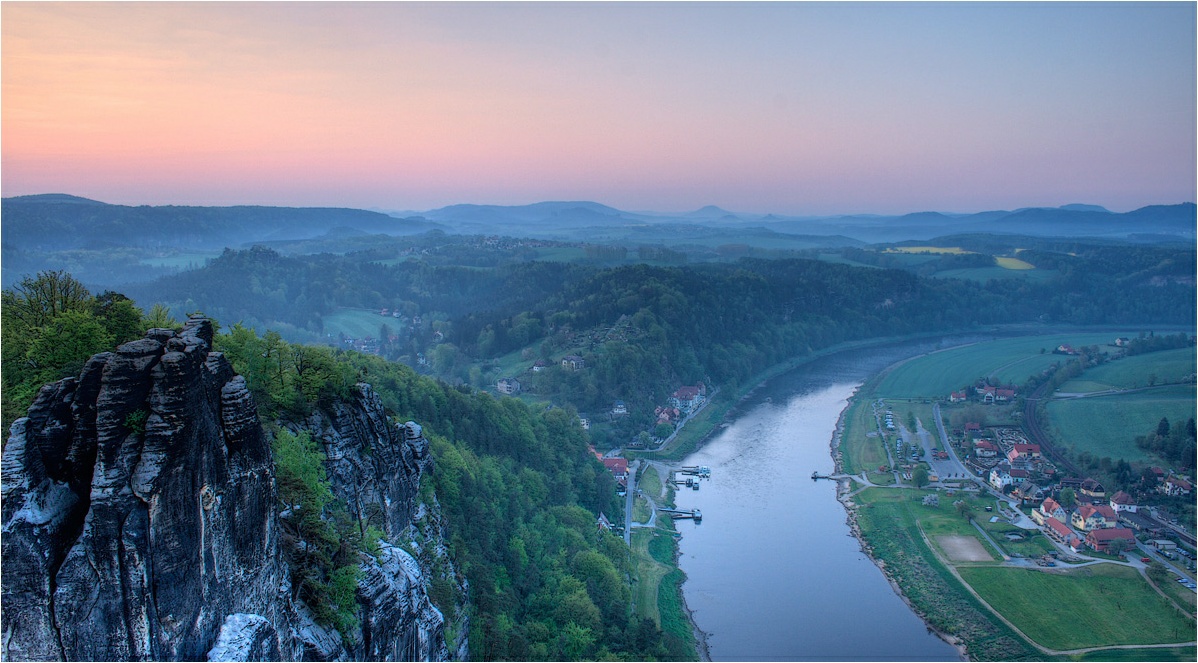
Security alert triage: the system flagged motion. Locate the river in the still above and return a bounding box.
[673,338,978,661]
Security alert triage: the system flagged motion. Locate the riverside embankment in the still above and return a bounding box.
[670,336,981,661]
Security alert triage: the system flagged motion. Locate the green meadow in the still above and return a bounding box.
[1045,385,1197,464]
[874,333,1128,399]
[957,564,1195,651]
[322,308,402,339]
[1057,347,1196,393]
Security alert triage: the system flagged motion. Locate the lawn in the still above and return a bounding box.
[874,333,1139,399]
[633,495,652,524]
[1058,348,1197,393]
[640,465,664,501]
[1046,385,1197,464]
[322,308,402,339]
[957,564,1195,650]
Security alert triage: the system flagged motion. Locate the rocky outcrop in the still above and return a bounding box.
[2,319,461,661]
[297,392,461,662]
[2,318,299,661]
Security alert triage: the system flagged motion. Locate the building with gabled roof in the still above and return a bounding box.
[1085,527,1135,553]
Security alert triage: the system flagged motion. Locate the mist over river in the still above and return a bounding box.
[672,338,983,661]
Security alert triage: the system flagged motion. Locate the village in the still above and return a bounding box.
[871,376,1198,591]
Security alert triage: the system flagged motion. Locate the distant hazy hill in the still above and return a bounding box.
[1,196,442,251]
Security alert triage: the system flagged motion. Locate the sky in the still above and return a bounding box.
[2,1,1195,216]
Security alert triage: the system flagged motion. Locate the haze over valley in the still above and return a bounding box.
[2,3,1195,662]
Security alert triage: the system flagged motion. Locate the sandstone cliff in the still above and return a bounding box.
[2,318,462,661]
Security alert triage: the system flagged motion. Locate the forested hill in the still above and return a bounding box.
[118,242,1196,447]
[0,195,440,251]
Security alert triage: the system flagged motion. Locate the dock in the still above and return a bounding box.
[659,508,703,521]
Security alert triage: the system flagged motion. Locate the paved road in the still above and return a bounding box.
[623,460,638,545]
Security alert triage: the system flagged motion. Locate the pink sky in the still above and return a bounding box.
[3,2,1194,215]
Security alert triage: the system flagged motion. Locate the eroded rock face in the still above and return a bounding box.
[3,319,461,662]
[2,319,298,662]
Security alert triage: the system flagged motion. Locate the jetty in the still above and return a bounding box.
[659,508,703,521]
[811,471,853,481]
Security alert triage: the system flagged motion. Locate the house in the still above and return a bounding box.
[578,415,590,430]
[561,355,586,370]
[949,391,967,403]
[989,462,1014,491]
[1044,517,1084,551]
[611,400,628,416]
[670,385,706,414]
[1115,337,1131,347]
[1085,527,1135,553]
[995,388,1016,402]
[1162,475,1193,497]
[597,512,613,532]
[1079,478,1106,501]
[1010,468,1030,482]
[981,386,997,403]
[602,458,629,480]
[531,359,548,372]
[1012,480,1045,506]
[974,440,1000,458]
[1033,497,1069,525]
[1109,490,1137,513]
[1071,504,1117,531]
[964,422,982,435]
[1055,344,1078,355]
[496,377,521,395]
[1006,444,1041,464]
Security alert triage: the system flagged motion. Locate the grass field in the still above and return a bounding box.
[640,465,664,500]
[633,495,651,524]
[853,488,1042,660]
[838,394,888,475]
[140,251,220,268]
[1046,385,1197,464]
[874,333,1135,399]
[322,308,402,339]
[1058,348,1197,393]
[957,564,1195,650]
[995,256,1036,270]
[1075,646,1198,662]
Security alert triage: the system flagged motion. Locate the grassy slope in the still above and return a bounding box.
[1045,385,1197,464]
[874,333,1132,399]
[322,308,402,338]
[1057,348,1197,393]
[957,564,1194,650]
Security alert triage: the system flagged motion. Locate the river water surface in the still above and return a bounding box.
[673,339,975,661]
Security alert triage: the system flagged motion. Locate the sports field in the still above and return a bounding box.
[1046,385,1196,464]
[874,332,1130,399]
